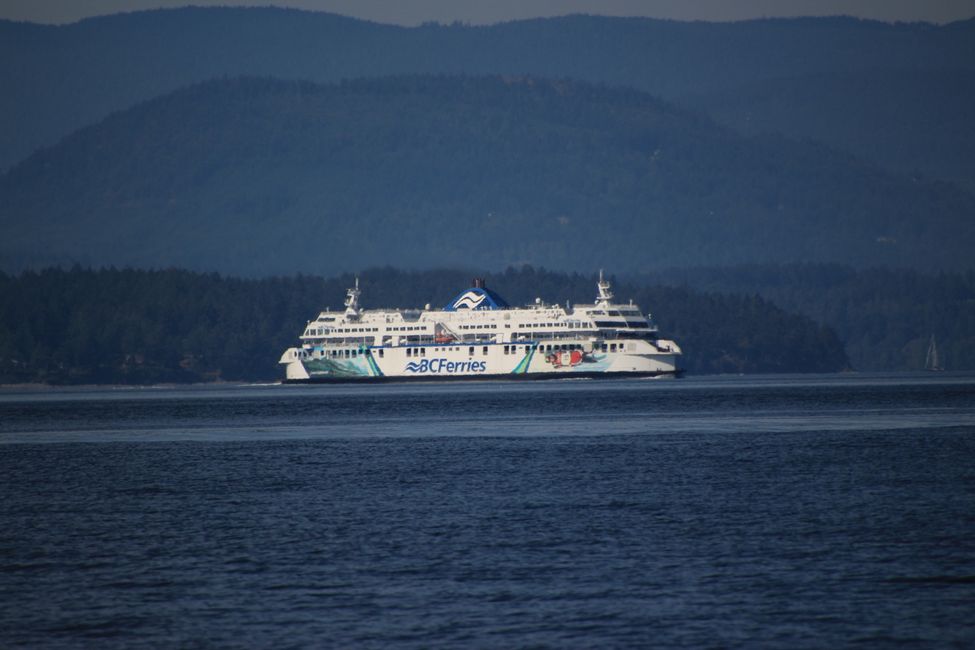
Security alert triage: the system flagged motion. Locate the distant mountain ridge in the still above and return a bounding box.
[1,7,973,187]
[682,67,975,192]
[1,76,972,275]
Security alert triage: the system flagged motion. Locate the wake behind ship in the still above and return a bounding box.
[279,273,681,382]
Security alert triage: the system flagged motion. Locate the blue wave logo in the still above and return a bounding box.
[453,290,486,310]
[405,361,423,372]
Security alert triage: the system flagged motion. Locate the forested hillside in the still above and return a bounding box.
[639,265,975,371]
[1,8,972,187]
[682,68,975,192]
[0,266,846,384]
[2,76,972,276]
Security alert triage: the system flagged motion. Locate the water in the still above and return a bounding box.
[1,374,974,647]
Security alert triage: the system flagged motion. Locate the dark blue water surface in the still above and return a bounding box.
[1,374,974,648]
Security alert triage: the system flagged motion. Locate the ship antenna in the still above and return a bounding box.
[596,269,614,307]
[344,276,361,318]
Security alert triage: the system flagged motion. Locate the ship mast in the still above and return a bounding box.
[344,277,362,319]
[595,269,614,308]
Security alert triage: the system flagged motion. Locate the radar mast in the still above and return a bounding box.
[595,270,614,307]
[344,277,361,319]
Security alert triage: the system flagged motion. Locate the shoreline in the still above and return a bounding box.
[3,370,973,393]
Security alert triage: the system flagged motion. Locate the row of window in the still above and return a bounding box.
[592,321,649,329]
[297,341,633,360]
[305,325,431,336]
[306,322,613,338]
[591,309,641,316]
[539,344,584,353]
[406,346,491,357]
[317,348,385,359]
[306,326,381,336]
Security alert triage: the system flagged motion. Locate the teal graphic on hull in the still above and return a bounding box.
[304,357,372,378]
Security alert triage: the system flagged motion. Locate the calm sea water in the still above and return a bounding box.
[1,374,973,648]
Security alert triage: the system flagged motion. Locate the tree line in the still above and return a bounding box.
[0,265,847,384]
[639,264,975,371]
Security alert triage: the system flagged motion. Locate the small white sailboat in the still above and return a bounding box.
[924,335,944,371]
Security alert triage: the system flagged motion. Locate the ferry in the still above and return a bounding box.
[279,273,681,382]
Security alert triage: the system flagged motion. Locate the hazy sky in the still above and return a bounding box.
[2,0,973,25]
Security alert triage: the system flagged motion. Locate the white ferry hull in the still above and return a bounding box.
[279,274,682,383]
[281,340,680,383]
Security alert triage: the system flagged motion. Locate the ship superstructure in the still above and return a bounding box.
[279,273,681,381]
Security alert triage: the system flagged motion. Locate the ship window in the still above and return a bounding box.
[420,348,426,357]
[601,344,608,352]
[503,345,509,354]
[469,347,474,356]
[610,344,617,352]
[379,349,384,359]
[525,345,531,353]
[482,346,488,355]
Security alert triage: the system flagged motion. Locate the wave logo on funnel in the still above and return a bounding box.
[452,290,486,310]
